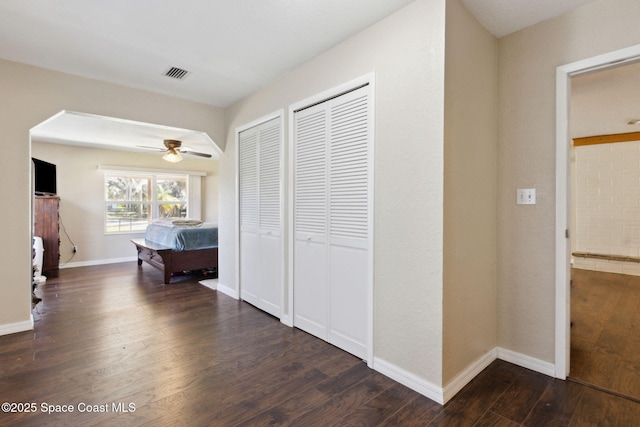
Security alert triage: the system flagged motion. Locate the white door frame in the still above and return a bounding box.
[555,44,640,379]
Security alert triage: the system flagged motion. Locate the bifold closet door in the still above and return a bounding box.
[293,85,371,359]
[239,117,282,318]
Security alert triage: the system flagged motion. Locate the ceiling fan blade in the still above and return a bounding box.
[136,145,166,152]
[181,150,212,158]
[138,142,212,159]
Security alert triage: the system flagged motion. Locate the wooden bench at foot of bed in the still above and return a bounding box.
[131,238,218,284]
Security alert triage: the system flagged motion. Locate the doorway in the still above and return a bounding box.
[29,111,220,286]
[568,63,640,401]
[556,44,640,398]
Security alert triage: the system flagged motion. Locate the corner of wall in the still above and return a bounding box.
[442,0,499,384]
[373,356,445,405]
[0,317,34,337]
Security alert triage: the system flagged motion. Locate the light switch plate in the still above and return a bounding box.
[517,188,536,205]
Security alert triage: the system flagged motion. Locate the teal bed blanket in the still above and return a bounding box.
[144,221,218,251]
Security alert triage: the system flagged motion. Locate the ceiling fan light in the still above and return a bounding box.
[163,149,183,163]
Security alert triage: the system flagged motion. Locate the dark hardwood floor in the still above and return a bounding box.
[0,263,638,426]
[570,268,640,402]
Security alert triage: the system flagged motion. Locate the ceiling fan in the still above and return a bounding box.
[137,139,212,163]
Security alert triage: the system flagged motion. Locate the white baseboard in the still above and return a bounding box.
[373,357,445,404]
[443,348,497,403]
[60,256,138,269]
[0,318,34,337]
[497,346,555,377]
[216,282,239,299]
[280,314,293,327]
[373,346,556,406]
[198,279,218,291]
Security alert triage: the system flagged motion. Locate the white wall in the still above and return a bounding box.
[497,0,640,361]
[0,56,223,334]
[220,0,447,387]
[31,142,219,267]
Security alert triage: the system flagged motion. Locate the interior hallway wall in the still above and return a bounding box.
[497,0,640,361]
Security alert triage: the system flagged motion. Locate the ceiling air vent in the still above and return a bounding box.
[164,66,190,80]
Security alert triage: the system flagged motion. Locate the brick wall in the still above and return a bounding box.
[572,141,640,275]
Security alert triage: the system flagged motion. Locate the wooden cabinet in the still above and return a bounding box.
[34,195,60,277]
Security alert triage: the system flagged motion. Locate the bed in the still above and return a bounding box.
[131,219,218,284]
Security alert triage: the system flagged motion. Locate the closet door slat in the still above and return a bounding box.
[330,93,369,241]
[259,118,281,233]
[295,109,328,238]
[239,128,258,231]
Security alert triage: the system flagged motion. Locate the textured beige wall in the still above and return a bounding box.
[497,0,640,361]
[220,0,447,385]
[31,142,218,266]
[443,0,498,383]
[0,57,223,331]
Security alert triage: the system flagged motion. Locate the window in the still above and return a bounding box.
[105,173,188,233]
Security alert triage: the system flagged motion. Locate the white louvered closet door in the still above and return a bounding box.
[239,117,282,318]
[293,85,371,359]
[293,106,329,339]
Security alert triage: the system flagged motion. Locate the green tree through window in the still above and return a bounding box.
[105,173,188,233]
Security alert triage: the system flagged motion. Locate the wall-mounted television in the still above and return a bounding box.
[32,158,57,196]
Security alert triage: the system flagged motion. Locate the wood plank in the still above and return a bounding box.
[286,372,393,426]
[571,268,640,401]
[489,366,551,423]
[573,131,640,146]
[614,397,640,425]
[378,394,442,426]
[524,380,585,425]
[572,251,640,263]
[337,383,417,426]
[569,386,632,427]
[474,411,521,427]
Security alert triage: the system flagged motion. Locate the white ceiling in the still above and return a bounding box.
[460,0,598,38]
[0,0,418,108]
[0,0,599,109]
[0,0,603,154]
[31,111,221,159]
[571,61,640,138]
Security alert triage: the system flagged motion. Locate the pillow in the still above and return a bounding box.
[152,218,203,227]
